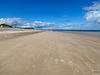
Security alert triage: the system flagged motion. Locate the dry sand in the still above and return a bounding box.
[0,30,43,41]
[0,31,100,75]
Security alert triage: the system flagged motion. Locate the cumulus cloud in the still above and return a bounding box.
[84,10,100,22]
[84,1,100,10]
[0,18,56,28]
[78,1,100,30]
[84,1,100,23]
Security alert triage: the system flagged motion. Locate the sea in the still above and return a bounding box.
[45,29,100,36]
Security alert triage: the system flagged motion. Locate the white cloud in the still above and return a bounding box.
[43,23,84,30]
[84,1,100,10]
[84,1,100,23]
[59,23,84,30]
[0,18,55,28]
[84,10,100,22]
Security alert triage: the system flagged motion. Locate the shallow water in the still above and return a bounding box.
[68,32,100,35]
[45,29,100,36]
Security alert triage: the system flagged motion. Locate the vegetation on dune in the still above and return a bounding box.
[0,24,13,28]
[0,24,37,30]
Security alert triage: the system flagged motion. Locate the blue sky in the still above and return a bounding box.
[0,0,100,30]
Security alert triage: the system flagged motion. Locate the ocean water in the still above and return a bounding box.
[61,30,100,36]
[66,31,100,35]
[46,29,100,36]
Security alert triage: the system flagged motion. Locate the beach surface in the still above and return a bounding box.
[0,31,100,75]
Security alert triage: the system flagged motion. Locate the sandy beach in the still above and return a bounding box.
[0,31,100,75]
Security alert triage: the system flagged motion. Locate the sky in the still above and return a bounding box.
[0,0,100,30]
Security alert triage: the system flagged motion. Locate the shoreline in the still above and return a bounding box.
[60,31,100,36]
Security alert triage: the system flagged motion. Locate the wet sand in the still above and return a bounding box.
[64,31,100,35]
[0,31,100,75]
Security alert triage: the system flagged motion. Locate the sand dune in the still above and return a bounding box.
[0,31,100,75]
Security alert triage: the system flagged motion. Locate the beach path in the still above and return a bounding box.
[0,31,100,75]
